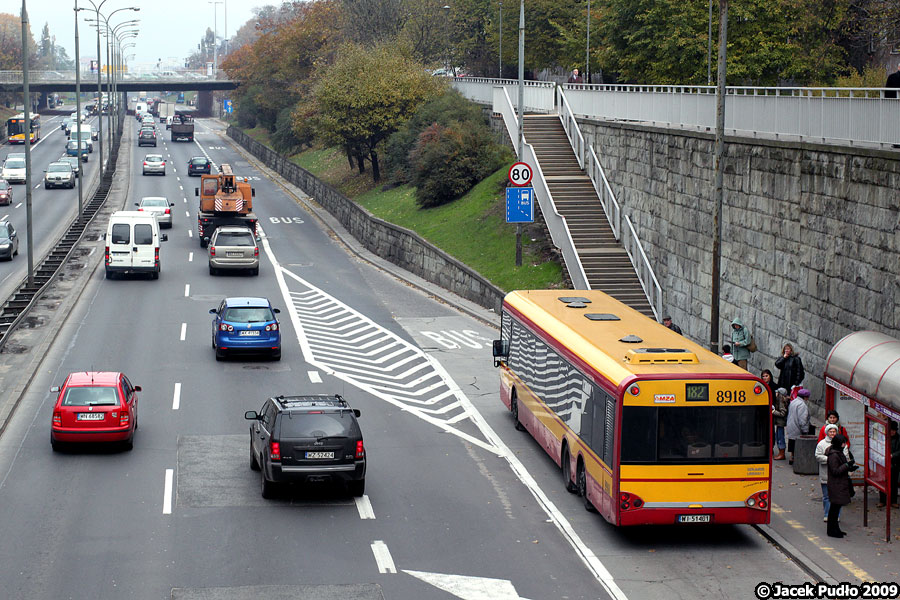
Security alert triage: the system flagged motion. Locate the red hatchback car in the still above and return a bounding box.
[50,372,140,451]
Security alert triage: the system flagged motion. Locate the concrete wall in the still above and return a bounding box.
[579,118,900,412]
[227,127,505,314]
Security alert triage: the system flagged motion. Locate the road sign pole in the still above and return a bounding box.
[515,224,522,267]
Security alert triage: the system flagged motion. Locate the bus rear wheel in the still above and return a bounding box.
[577,462,597,513]
[562,447,577,493]
[511,392,525,432]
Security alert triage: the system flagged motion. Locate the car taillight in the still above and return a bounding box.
[119,411,130,426]
[154,248,159,267]
[219,323,233,332]
[52,411,61,426]
[143,161,147,166]
[164,208,171,214]
[269,441,281,461]
[210,246,215,257]
[105,246,110,264]
[355,440,365,458]
[137,207,143,211]
[254,247,259,257]
[265,323,278,331]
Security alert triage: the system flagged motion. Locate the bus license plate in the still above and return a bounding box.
[678,514,711,523]
[305,451,334,459]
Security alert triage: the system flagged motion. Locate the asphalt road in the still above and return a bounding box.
[0,107,109,302]
[0,116,812,600]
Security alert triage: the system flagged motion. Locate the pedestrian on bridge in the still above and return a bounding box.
[567,68,583,84]
[885,64,900,99]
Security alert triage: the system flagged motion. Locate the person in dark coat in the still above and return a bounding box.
[886,64,900,99]
[826,434,856,537]
[567,68,583,84]
[775,343,804,391]
[878,421,899,508]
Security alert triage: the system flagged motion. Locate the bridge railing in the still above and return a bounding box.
[453,78,900,149]
[0,69,229,83]
[493,85,589,290]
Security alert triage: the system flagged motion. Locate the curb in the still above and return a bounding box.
[752,524,839,585]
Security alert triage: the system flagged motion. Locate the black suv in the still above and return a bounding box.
[245,395,366,498]
[188,156,212,176]
[138,129,157,147]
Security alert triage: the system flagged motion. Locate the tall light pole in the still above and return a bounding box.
[516,0,524,267]
[74,0,84,222]
[585,0,591,83]
[707,0,713,85]
[21,0,33,287]
[710,0,728,355]
[498,1,502,78]
[209,1,222,74]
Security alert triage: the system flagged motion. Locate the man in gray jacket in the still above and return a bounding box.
[786,388,812,465]
[730,318,752,369]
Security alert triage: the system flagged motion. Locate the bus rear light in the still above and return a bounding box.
[746,490,770,511]
[620,492,643,511]
[628,384,640,396]
[754,384,763,395]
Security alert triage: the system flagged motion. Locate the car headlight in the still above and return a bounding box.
[0,242,11,249]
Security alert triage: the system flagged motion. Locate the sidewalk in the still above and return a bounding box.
[762,448,899,585]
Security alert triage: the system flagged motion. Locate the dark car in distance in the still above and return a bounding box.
[138,129,157,147]
[245,395,367,498]
[188,156,212,176]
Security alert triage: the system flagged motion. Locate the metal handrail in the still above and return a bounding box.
[493,86,589,290]
[622,214,663,321]
[556,86,585,169]
[585,146,620,239]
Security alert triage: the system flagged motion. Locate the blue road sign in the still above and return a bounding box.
[224,99,233,114]
[506,187,534,223]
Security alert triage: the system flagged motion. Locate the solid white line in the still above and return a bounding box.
[33,183,40,189]
[180,323,187,341]
[163,469,174,514]
[308,370,322,383]
[172,382,181,410]
[355,495,375,519]
[184,284,190,297]
[370,541,396,573]
[188,252,193,262]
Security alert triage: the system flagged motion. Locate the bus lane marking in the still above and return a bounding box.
[260,227,630,600]
[355,495,375,519]
[371,541,396,573]
[308,371,322,383]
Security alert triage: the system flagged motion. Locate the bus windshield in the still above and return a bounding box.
[621,405,769,464]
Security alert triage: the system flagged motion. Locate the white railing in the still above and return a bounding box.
[493,86,589,290]
[562,83,900,149]
[556,86,662,320]
[454,77,555,113]
[0,69,229,83]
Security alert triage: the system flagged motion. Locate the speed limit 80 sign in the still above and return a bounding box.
[508,162,533,187]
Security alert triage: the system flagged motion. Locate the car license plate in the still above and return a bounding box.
[678,514,711,523]
[239,330,260,336]
[77,412,104,421]
[226,252,242,257]
[305,451,334,459]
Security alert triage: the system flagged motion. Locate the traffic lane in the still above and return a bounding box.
[399,318,812,600]
[0,116,105,300]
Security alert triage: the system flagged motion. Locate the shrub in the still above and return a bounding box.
[271,106,301,154]
[385,89,486,183]
[410,120,511,208]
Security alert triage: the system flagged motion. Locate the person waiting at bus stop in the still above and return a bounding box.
[730,318,752,370]
[826,433,857,538]
[816,424,849,522]
[877,421,899,509]
[785,388,811,465]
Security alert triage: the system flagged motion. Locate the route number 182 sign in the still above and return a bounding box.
[508,162,533,187]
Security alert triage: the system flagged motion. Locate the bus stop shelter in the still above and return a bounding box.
[824,331,899,542]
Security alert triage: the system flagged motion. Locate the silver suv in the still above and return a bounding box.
[208,226,259,276]
[44,162,75,189]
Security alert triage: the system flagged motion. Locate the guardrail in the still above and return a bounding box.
[0,70,229,83]
[555,87,662,320]
[455,77,555,113]
[493,85,589,290]
[455,78,900,149]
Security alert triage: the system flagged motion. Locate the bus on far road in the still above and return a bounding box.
[492,290,772,526]
[7,113,41,144]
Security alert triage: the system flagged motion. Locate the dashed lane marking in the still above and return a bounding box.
[188,252,193,262]
[355,495,375,519]
[308,370,322,383]
[172,382,181,410]
[371,541,396,574]
[163,469,174,514]
[184,284,190,297]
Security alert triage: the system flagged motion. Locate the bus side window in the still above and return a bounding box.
[590,387,605,460]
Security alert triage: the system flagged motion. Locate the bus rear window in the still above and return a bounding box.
[621,406,768,464]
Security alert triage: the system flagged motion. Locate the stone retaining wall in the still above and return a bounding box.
[227,127,505,314]
[579,119,900,410]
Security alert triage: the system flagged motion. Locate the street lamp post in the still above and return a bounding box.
[516,0,524,267]
[74,0,85,222]
[21,0,34,287]
[498,1,502,78]
[209,1,222,74]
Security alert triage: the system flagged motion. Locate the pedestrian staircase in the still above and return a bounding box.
[522,115,655,317]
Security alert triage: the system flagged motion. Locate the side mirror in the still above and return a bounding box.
[209,308,217,314]
[251,188,255,197]
[273,308,281,314]
[134,202,139,206]
[244,410,259,420]
[202,236,210,244]
[170,203,175,207]
[492,339,509,367]
[50,386,60,392]
[194,188,199,197]
[160,233,168,242]
[134,385,142,392]
[353,409,361,418]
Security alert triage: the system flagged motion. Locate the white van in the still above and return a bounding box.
[104,211,167,279]
[134,102,147,118]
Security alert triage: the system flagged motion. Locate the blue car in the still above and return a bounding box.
[210,297,282,361]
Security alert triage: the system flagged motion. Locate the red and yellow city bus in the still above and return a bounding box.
[7,113,41,144]
[493,290,772,526]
